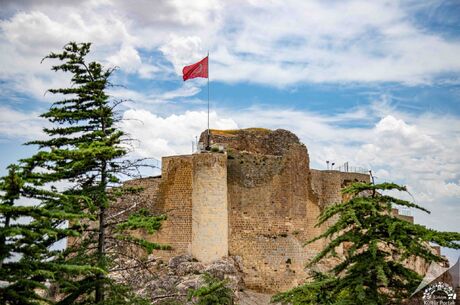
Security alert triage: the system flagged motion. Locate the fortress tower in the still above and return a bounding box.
[191,153,228,263]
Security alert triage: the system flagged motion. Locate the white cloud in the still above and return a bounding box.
[4,99,455,235]
[117,103,460,236]
[232,104,460,235]
[120,109,237,158]
[0,107,46,140]
[108,83,201,105]
[160,35,206,74]
[214,0,460,85]
[160,84,201,100]
[2,0,460,96]
[137,64,161,79]
[107,45,142,73]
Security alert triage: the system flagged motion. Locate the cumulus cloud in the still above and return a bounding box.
[120,109,237,158]
[116,104,460,236]
[2,0,460,97]
[0,4,143,101]
[231,104,460,236]
[108,82,202,105]
[160,35,206,74]
[1,98,456,234]
[0,107,46,140]
[107,45,142,73]
[116,100,460,217]
[207,1,460,85]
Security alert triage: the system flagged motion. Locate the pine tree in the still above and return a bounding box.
[274,182,460,305]
[9,42,168,304]
[0,165,47,305]
[0,164,96,305]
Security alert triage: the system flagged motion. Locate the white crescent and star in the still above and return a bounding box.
[191,63,203,76]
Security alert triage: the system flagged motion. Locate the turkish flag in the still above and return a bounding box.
[182,56,208,81]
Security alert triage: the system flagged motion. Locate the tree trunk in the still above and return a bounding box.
[95,204,106,303]
[96,115,108,303]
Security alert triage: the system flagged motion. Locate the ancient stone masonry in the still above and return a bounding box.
[121,128,371,293]
[191,153,228,263]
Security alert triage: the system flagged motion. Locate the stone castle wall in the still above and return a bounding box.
[118,128,370,293]
[310,169,372,209]
[224,142,370,292]
[147,155,194,257]
[226,143,315,292]
[122,153,229,263]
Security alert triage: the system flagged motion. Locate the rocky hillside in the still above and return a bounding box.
[111,254,275,305]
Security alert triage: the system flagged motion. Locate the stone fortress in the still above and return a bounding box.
[121,128,379,293]
[119,128,438,296]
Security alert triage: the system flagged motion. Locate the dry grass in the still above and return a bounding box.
[210,128,271,135]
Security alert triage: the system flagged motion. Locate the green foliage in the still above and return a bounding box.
[55,279,151,305]
[115,209,167,234]
[21,41,126,304]
[0,164,99,305]
[272,271,348,305]
[112,234,171,255]
[275,182,460,305]
[0,42,168,304]
[188,274,234,305]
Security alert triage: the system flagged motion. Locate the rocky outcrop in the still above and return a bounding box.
[110,254,259,304]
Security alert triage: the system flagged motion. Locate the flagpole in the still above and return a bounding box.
[207,50,210,150]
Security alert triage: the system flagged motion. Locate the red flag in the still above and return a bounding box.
[182,56,208,81]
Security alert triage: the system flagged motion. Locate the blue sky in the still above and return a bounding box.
[0,0,459,262]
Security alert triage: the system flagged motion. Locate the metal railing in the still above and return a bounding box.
[331,162,369,174]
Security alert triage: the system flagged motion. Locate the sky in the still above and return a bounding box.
[0,0,459,262]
